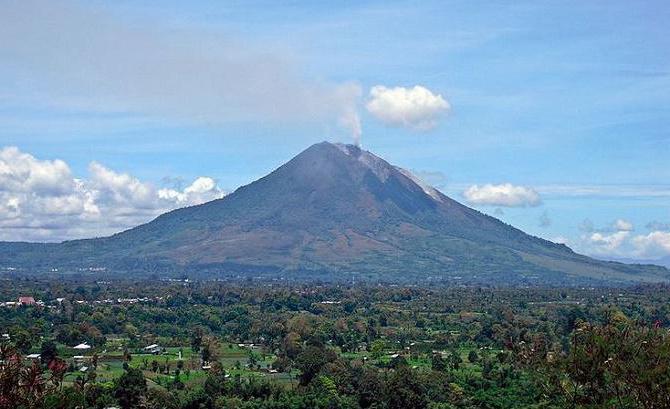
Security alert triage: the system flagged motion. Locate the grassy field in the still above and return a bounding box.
[54,336,494,391]
[59,340,297,389]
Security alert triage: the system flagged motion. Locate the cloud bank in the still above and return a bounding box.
[463,183,541,207]
[0,147,224,242]
[0,0,362,141]
[366,85,451,131]
[579,219,670,260]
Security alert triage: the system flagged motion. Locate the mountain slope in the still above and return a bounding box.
[0,142,667,285]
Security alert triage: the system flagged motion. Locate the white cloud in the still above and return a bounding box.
[158,177,224,206]
[588,231,630,254]
[463,183,541,207]
[576,219,670,260]
[89,162,156,210]
[0,147,75,195]
[580,218,633,256]
[632,231,670,258]
[366,85,450,131]
[0,147,225,242]
[614,219,634,231]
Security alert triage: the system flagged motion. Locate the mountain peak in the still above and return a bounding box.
[0,140,667,285]
[334,142,395,182]
[326,142,442,202]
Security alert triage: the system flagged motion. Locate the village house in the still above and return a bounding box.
[143,344,161,354]
[18,296,36,306]
[73,343,92,351]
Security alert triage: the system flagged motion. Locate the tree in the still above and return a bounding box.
[10,328,32,354]
[448,350,462,370]
[467,350,479,364]
[370,339,386,360]
[84,383,116,409]
[47,358,68,390]
[40,340,58,366]
[203,366,229,399]
[201,343,211,363]
[114,367,147,409]
[358,367,383,408]
[0,344,61,409]
[431,353,447,372]
[295,345,337,385]
[190,328,203,352]
[281,332,302,359]
[146,388,179,409]
[272,356,291,372]
[386,366,427,409]
[247,349,258,368]
[519,323,670,408]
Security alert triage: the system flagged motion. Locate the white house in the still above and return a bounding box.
[143,344,161,354]
[73,343,91,350]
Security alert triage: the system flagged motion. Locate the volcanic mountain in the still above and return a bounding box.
[1,142,667,285]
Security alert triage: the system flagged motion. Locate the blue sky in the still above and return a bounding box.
[0,0,668,261]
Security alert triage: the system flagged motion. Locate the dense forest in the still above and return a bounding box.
[1,276,669,408]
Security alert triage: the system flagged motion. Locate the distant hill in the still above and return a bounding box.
[603,256,670,269]
[0,142,667,285]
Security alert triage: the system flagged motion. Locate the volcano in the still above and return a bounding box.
[1,142,667,285]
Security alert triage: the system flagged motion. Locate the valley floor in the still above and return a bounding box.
[1,277,669,408]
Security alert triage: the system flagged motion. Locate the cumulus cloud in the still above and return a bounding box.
[578,218,670,260]
[588,231,631,254]
[366,85,451,131]
[0,147,75,195]
[158,177,223,206]
[89,162,156,210]
[0,0,362,142]
[581,218,634,256]
[463,183,541,207]
[0,147,225,242]
[632,231,670,258]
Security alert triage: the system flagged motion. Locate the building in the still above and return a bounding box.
[143,344,161,354]
[18,296,36,306]
[73,343,92,350]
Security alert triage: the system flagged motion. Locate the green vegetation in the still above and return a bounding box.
[1,277,670,408]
